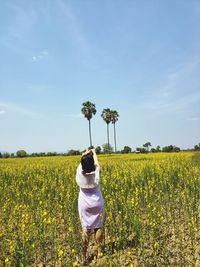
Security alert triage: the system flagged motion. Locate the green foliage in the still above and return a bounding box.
[162,145,180,152]
[81,101,96,120]
[81,101,96,147]
[121,146,132,154]
[156,145,161,152]
[67,149,81,156]
[16,150,27,158]
[101,108,112,124]
[110,110,119,152]
[194,143,200,151]
[136,147,147,153]
[2,152,10,158]
[143,142,151,152]
[192,152,200,166]
[46,152,57,156]
[95,146,102,154]
[102,143,113,153]
[110,110,119,124]
[31,152,46,157]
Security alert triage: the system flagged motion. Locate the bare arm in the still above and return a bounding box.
[91,149,99,167]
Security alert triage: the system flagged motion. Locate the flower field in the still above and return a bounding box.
[0,152,200,266]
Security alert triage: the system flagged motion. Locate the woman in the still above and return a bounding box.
[76,148,104,260]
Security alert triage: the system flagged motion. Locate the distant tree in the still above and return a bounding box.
[2,152,10,158]
[151,148,156,153]
[95,146,102,154]
[143,142,151,152]
[136,147,146,153]
[31,153,38,157]
[39,152,46,157]
[194,143,200,151]
[67,150,81,156]
[81,101,97,147]
[136,147,141,153]
[162,146,172,152]
[162,145,180,152]
[156,145,161,152]
[102,143,113,154]
[11,153,15,158]
[0,152,2,158]
[173,146,181,152]
[168,145,174,152]
[101,108,112,151]
[110,110,119,152]
[16,150,27,158]
[121,146,132,154]
[47,152,57,156]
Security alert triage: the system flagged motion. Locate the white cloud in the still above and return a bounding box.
[1,3,37,54]
[143,90,200,113]
[0,101,47,119]
[141,57,200,115]
[0,110,6,115]
[57,0,89,52]
[31,50,49,62]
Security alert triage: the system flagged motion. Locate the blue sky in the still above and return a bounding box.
[0,0,200,153]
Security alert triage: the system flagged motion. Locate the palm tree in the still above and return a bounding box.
[101,108,112,150]
[110,110,119,152]
[81,101,96,147]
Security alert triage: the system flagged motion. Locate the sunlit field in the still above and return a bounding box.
[0,152,200,266]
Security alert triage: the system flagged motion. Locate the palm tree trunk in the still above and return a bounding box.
[107,123,110,150]
[88,119,92,147]
[113,122,117,152]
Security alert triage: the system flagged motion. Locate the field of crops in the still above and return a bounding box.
[0,152,200,266]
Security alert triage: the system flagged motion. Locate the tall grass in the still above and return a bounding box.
[0,152,199,266]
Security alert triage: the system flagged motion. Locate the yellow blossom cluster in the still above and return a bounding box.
[0,152,199,266]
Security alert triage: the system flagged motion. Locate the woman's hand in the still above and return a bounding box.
[90,148,96,154]
[82,149,93,156]
[82,150,88,156]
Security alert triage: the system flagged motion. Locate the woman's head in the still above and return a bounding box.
[81,151,95,174]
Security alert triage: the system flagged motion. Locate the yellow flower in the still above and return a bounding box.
[58,249,64,257]
[154,242,159,249]
[98,251,103,257]
[127,251,131,257]
[68,226,73,232]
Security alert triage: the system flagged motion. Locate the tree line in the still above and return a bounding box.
[0,142,200,158]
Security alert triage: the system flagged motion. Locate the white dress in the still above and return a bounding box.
[76,164,104,230]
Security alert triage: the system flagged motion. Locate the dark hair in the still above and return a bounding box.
[81,152,95,174]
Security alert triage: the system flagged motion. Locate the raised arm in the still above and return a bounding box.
[91,149,99,167]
